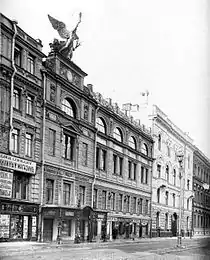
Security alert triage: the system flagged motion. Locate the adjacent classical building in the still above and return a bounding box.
[0,13,45,241]
[193,148,210,236]
[149,105,195,237]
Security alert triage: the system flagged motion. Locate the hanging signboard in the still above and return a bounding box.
[0,171,13,198]
[0,153,36,174]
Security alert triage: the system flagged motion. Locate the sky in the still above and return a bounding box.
[1,0,210,158]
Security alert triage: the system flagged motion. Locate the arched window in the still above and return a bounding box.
[113,127,123,142]
[128,136,136,150]
[166,165,169,182]
[62,98,76,118]
[96,117,106,134]
[158,134,161,150]
[157,188,160,203]
[141,143,148,156]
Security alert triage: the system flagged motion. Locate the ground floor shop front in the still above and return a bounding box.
[0,200,39,242]
[41,206,107,242]
[106,214,151,241]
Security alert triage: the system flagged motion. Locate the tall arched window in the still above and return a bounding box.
[62,98,76,118]
[96,117,106,134]
[113,127,123,142]
[128,136,136,150]
[166,165,169,182]
[158,134,161,150]
[141,143,148,156]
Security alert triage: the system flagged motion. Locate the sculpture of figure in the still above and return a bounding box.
[48,13,82,60]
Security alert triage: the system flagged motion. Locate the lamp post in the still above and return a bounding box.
[177,150,184,248]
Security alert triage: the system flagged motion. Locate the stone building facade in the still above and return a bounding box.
[149,105,194,237]
[193,148,210,236]
[0,13,45,241]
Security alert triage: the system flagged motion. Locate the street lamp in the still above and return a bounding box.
[177,150,184,248]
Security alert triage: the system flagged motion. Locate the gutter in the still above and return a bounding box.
[91,106,99,208]
[9,20,18,154]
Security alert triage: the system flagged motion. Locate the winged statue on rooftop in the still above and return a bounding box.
[48,12,82,60]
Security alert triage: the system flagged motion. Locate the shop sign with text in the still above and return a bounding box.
[0,153,36,174]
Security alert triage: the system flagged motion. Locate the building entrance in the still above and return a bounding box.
[43,219,53,242]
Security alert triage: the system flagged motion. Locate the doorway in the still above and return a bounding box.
[43,219,53,241]
[171,213,178,236]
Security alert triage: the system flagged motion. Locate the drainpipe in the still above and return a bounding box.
[91,107,99,208]
[38,69,47,241]
[9,20,18,154]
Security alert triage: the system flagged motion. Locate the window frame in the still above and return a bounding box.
[25,133,33,157]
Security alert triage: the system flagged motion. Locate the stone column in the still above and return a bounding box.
[84,220,88,241]
[109,221,112,241]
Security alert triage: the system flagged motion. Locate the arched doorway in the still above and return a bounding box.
[171,213,178,236]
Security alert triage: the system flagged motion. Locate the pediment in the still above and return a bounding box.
[59,118,82,135]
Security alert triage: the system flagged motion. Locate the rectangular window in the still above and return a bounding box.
[14,45,22,67]
[141,166,144,183]
[27,54,35,74]
[25,133,32,157]
[62,133,75,161]
[133,163,137,180]
[139,198,143,214]
[145,168,148,184]
[101,149,107,171]
[172,194,176,207]
[102,190,107,209]
[12,172,29,200]
[128,161,132,179]
[26,95,33,115]
[118,194,123,211]
[2,34,11,59]
[63,182,71,205]
[93,189,97,208]
[119,157,123,176]
[113,154,117,174]
[82,143,88,166]
[133,197,137,213]
[165,191,169,205]
[157,164,161,178]
[145,199,149,215]
[96,147,100,169]
[11,128,19,154]
[127,196,130,212]
[46,179,54,204]
[13,88,21,110]
[79,185,85,206]
[110,192,115,210]
[49,129,56,156]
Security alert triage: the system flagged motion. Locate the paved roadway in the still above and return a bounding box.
[0,237,209,260]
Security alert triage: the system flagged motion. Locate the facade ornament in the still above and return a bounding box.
[48,12,82,60]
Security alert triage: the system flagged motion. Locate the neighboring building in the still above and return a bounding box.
[149,105,195,237]
[93,94,154,241]
[0,13,45,241]
[193,148,210,236]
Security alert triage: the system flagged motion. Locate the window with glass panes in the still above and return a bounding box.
[82,143,88,166]
[79,186,85,206]
[113,127,122,142]
[157,164,161,178]
[119,157,123,176]
[172,193,176,207]
[139,198,143,214]
[93,189,97,208]
[113,154,117,174]
[118,194,123,211]
[25,133,32,157]
[62,99,75,117]
[13,88,20,110]
[102,190,107,209]
[63,182,71,205]
[145,199,149,214]
[11,128,19,153]
[165,191,169,205]
[128,136,136,149]
[46,179,54,204]
[49,129,56,155]
[26,95,33,115]
[110,192,115,210]
[128,161,132,179]
[133,197,137,213]
[27,54,35,74]
[12,172,29,200]
[62,133,75,160]
[96,117,106,134]
[14,45,22,66]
